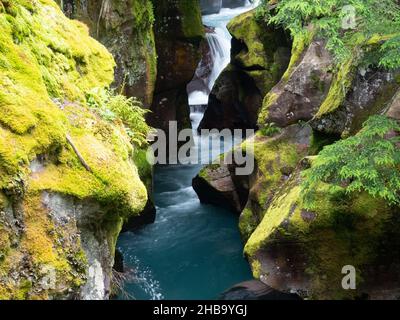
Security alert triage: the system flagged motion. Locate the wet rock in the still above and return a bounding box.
[220,280,302,300]
[192,162,248,213]
[113,249,124,273]
[199,66,263,130]
[200,10,291,130]
[148,0,204,133]
[200,0,223,15]
[121,199,156,232]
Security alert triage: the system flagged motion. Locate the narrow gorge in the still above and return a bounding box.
[0,0,400,301]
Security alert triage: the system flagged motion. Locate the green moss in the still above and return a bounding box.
[178,0,204,40]
[282,30,314,82]
[315,57,355,117]
[245,185,301,257]
[0,0,149,299]
[252,133,303,207]
[244,161,397,298]
[239,207,259,241]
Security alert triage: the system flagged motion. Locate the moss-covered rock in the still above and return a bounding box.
[244,162,400,299]
[148,0,205,134]
[239,124,311,241]
[257,39,333,128]
[200,9,291,130]
[57,0,157,106]
[0,0,148,299]
[311,66,400,137]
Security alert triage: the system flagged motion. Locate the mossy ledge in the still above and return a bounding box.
[0,0,148,299]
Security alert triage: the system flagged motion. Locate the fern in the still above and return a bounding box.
[302,115,400,208]
[86,88,151,147]
[258,0,400,69]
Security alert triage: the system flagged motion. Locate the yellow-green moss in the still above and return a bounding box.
[244,164,396,299]
[0,0,149,299]
[315,57,355,118]
[282,30,314,82]
[178,0,204,40]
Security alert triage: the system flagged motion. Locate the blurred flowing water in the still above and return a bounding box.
[117,2,258,300]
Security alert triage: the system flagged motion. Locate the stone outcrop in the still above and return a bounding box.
[194,24,400,299]
[258,40,333,128]
[311,67,400,136]
[200,0,222,14]
[148,0,205,133]
[0,1,148,299]
[57,0,157,106]
[243,160,400,299]
[192,161,249,213]
[199,9,291,130]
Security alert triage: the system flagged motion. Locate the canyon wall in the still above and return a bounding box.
[0,0,148,299]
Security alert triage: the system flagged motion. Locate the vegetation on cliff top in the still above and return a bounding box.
[258,0,400,69]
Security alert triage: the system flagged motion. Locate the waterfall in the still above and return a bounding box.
[187,1,260,106]
[206,29,231,94]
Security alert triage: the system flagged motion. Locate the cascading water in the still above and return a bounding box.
[117,2,258,300]
[188,2,258,106]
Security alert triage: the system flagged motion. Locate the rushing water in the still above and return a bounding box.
[117,2,257,300]
[188,4,257,106]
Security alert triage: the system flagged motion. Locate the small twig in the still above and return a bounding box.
[66,134,93,173]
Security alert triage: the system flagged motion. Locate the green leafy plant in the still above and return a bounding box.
[259,122,281,136]
[257,0,400,69]
[86,88,151,147]
[302,115,400,207]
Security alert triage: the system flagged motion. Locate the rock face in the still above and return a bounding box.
[223,0,247,8]
[311,67,400,136]
[0,1,148,299]
[244,162,400,300]
[199,9,291,130]
[259,40,333,128]
[148,0,205,133]
[195,24,400,298]
[200,0,223,15]
[58,0,157,106]
[192,162,249,213]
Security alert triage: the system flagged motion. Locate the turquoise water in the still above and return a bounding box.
[116,3,256,301]
[117,162,252,300]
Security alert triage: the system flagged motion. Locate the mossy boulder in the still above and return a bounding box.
[0,0,148,299]
[200,9,291,130]
[193,160,248,214]
[56,0,157,107]
[257,39,333,128]
[311,67,400,137]
[244,161,400,299]
[239,124,311,240]
[257,32,400,137]
[228,9,291,96]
